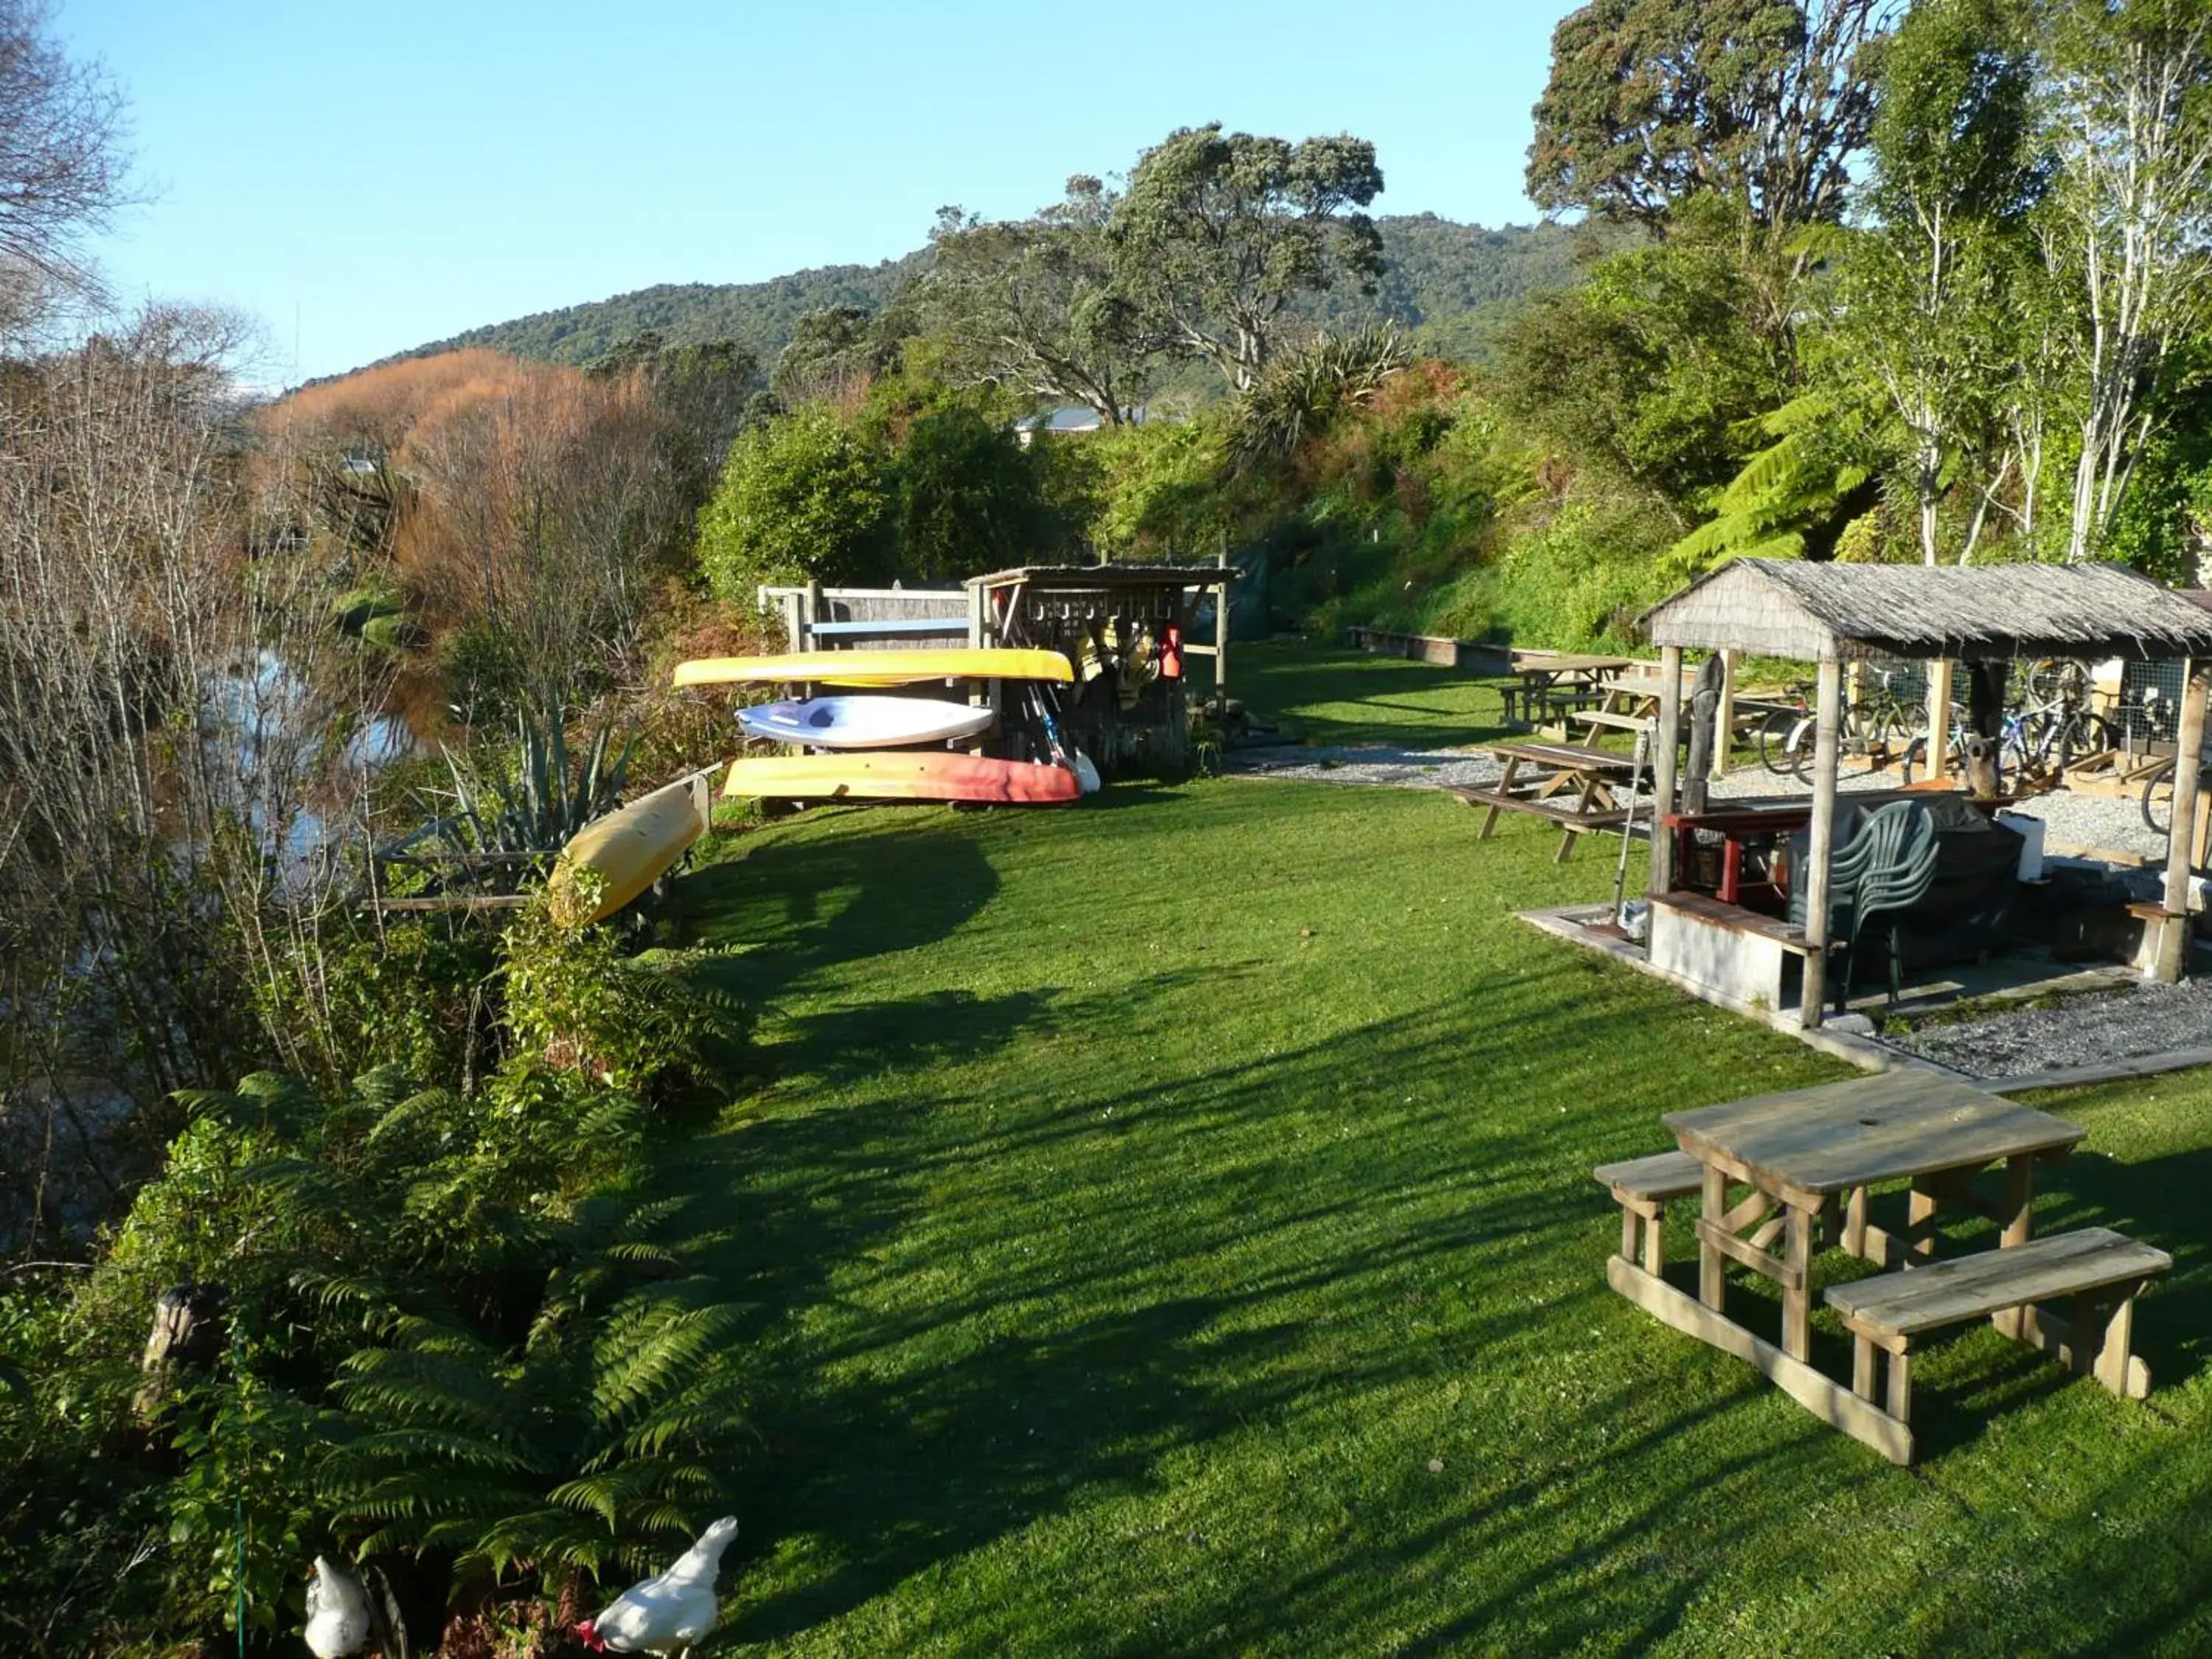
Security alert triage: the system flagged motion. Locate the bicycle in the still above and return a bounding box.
[2000,659,2115,786]
[1756,667,1950,781]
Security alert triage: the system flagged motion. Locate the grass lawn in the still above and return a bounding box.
[667,643,2212,1656]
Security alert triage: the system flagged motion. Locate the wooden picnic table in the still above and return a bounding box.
[1449,740,1649,862]
[1614,1071,2085,1463]
[1505,652,1634,729]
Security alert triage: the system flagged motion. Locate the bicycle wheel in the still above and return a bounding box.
[2143,759,2176,837]
[1851,698,1910,768]
[1759,708,1812,779]
[2055,712,2116,769]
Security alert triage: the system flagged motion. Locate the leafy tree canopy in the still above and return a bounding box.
[1110,124,1385,390]
[695,406,897,597]
[1498,198,1789,503]
[1527,0,1896,231]
[920,177,1152,424]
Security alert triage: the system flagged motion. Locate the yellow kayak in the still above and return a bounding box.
[673,648,1072,688]
[549,773,713,926]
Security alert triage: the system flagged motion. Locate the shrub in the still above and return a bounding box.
[504,893,748,1100]
[696,406,897,598]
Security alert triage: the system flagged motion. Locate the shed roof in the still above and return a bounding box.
[1643,559,2212,661]
[967,564,1237,591]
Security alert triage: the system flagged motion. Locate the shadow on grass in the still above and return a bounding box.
[697,963,1873,1650]
[669,815,999,988]
[1235,644,1512,750]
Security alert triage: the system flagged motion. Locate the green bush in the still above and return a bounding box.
[696,406,897,598]
[1492,495,1677,649]
[18,1057,750,1648]
[504,894,748,1101]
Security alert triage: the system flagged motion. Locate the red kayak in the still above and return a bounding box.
[722,752,1080,804]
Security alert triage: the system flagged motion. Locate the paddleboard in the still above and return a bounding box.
[723,752,1080,805]
[674,648,1073,689]
[549,773,712,926]
[738,695,994,750]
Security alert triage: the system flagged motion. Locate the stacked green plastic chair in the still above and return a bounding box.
[1790,800,1940,1012]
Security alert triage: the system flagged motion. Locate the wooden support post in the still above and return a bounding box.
[1699,1161,1728,1313]
[1651,644,1685,895]
[2155,660,2211,983]
[1927,658,1955,783]
[1799,657,1844,1027]
[1711,650,1738,779]
[2095,1293,2135,1395]
[804,577,823,652]
[1782,1204,1813,1361]
[2000,1155,2034,1249]
[1887,1349,1913,1425]
[1907,1186,1939,1261]
[1214,549,1230,710]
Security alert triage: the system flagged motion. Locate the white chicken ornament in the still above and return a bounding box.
[303,1555,373,1658]
[574,1516,740,1655]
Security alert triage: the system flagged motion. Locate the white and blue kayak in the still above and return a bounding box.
[737,695,995,751]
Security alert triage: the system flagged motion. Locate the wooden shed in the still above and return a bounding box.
[967,563,1234,777]
[1641,560,2212,1023]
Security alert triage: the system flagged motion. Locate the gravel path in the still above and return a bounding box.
[1880,977,2212,1078]
[1234,742,2170,864]
[1224,743,1504,790]
[1712,759,2168,862]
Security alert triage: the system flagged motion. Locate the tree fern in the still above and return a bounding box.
[1664,392,1882,578]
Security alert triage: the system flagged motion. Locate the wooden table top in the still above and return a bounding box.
[1485,740,1644,772]
[1512,652,1635,677]
[1663,1071,2084,1198]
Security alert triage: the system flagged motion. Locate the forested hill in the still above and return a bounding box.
[387,216,1588,372]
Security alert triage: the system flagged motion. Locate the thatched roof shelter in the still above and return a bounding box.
[1644,558,2212,662]
[1637,557,2212,1015]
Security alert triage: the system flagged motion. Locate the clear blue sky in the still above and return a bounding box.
[56,0,1577,382]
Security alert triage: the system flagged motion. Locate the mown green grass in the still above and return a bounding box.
[665,644,2212,1657]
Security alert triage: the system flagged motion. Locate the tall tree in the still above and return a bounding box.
[1498,198,1790,507]
[2037,0,2212,560]
[1826,0,2043,563]
[919,177,1152,425]
[1109,124,1384,392]
[770,302,911,409]
[1526,0,1896,233]
[590,330,763,470]
[0,0,129,296]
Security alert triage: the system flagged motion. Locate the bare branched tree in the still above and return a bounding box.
[0,306,391,1245]
[0,0,131,293]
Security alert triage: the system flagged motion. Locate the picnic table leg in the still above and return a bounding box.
[1994,1154,2037,1337]
[1557,773,1601,863]
[1906,1183,1940,1262]
[1479,757,1518,841]
[1698,1163,1728,1313]
[1782,1201,1814,1360]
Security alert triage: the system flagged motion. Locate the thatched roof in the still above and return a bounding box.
[967,565,1236,591]
[1644,559,2212,661]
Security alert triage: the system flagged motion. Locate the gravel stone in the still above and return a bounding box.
[1224,743,1505,791]
[1879,978,2212,1079]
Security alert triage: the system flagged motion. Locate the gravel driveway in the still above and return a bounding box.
[1224,743,1505,791]
[1879,977,2212,1079]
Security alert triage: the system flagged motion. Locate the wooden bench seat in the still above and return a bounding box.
[1826,1227,2171,1425]
[1594,1150,1703,1273]
[1446,787,1630,832]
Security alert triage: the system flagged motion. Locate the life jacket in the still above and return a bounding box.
[1160,623,1185,681]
